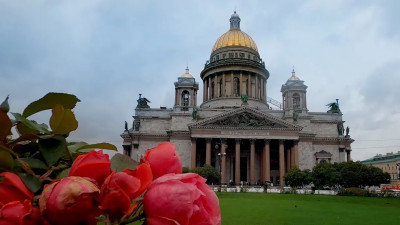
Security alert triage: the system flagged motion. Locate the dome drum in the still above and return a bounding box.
[201,59,269,80]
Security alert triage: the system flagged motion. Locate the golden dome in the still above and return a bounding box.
[289,68,300,81]
[212,11,258,53]
[212,29,258,52]
[181,67,193,78]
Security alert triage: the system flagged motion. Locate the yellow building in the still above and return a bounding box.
[361,152,400,184]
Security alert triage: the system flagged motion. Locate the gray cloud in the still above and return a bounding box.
[1,0,399,160]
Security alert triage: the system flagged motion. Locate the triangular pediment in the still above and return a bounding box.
[189,107,302,130]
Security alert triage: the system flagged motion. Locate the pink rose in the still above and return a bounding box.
[0,172,33,205]
[141,142,182,179]
[39,176,100,225]
[0,200,42,225]
[100,163,153,222]
[69,150,111,187]
[144,173,221,225]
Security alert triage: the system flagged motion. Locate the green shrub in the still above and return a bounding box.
[191,164,221,185]
[182,167,190,173]
[338,188,377,197]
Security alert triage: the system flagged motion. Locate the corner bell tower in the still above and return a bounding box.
[281,69,308,113]
[174,67,199,111]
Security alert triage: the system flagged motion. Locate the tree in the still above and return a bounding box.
[284,167,312,188]
[311,162,340,189]
[191,165,221,185]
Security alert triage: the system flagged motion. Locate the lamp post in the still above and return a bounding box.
[217,152,226,184]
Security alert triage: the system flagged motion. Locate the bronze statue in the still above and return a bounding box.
[346,126,350,136]
[124,121,128,131]
[241,94,248,105]
[192,107,198,120]
[136,94,151,108]
[293,110,299,122]
[326,99,341,113]
[337,123,344,135]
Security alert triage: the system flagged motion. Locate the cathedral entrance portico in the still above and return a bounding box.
[190,136,299,186]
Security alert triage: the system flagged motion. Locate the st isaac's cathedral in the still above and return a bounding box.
[121,12,354,186]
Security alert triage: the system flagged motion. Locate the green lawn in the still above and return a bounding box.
[218,192,400,225]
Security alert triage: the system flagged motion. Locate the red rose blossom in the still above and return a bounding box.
[141,142,182,179]
[0,172,33,205]
[69,150,111,187]
[144,173,221,225]
[39,176,100,225]
[0,200,42,225]
[100,163,152,221]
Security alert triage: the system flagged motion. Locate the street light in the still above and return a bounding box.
[217,152,226,183]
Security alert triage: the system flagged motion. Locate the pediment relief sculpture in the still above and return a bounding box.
[204,112,286,128]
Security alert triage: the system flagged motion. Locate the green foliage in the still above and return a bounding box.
[191,164,221,184]
[337,188,375,197]
[284,167,312,188]
[38,135,67,166]
[182,167,190,173]
[0,93,117,194]
[0,111,12,138]
[49,104,78,134]
[311,162,340,188]
[0,149,14,170]
[22,92,80,118]
[111,153,139,172]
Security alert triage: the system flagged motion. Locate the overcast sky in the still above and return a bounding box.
[1,0,399,161]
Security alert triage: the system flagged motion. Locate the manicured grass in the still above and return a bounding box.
[217,192,400,225]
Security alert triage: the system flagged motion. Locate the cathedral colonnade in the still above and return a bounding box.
[202,71,267,102]
[190,137,299,186]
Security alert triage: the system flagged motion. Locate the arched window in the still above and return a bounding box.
[219,79,222,97]
[233,77,240,96]
[181,90,190,111]
[293,93,300,108]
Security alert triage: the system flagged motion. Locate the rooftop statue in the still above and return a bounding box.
[293,110,299,122]
[241,94,248,105]
[326,99,341,113]
[337,123,344,136]
[192,107,198,120]
[136,94,150,109]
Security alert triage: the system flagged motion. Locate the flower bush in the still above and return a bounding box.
[0,93,221,225]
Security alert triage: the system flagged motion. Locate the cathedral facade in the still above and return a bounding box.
[121,12,354,186]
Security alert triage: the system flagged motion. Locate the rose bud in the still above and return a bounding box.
[69,150,111,187]
[144,173,221,225]
[0,172,33,205]
[141,142,182,179]
[0,200,42,225]
[39,176,100,225]
[100,163,152,222]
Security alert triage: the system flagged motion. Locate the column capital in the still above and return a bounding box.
[191,137,197,142]
[220,138,227,144]
[250,139,256,144]
[293,140,299,145]
[264,139,270,144]
[206,138,212,143]
[235,138,241,143]
[279,139,285,145]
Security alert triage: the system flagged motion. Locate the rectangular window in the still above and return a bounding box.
[229,53,234,58]
[222,54,226,59]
